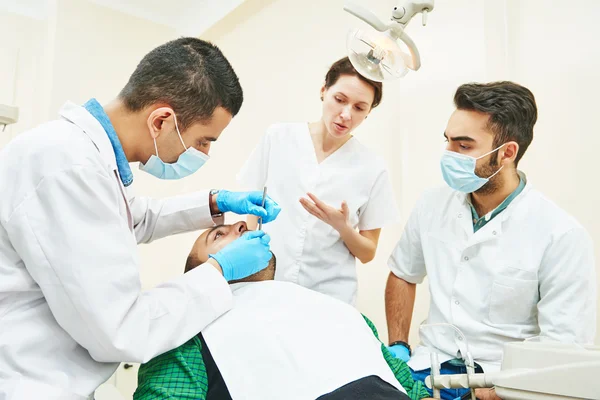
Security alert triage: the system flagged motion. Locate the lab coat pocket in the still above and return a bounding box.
[489,275,538,325]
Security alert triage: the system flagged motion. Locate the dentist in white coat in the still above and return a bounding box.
[0,38,280,399]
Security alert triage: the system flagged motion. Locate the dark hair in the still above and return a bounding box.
[324,57,383,109]
[118,37,243,130]
[184,252,201,273]
[454,81,537,166]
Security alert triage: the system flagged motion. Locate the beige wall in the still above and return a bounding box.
[0,10,46,147]
[48,0,179,113]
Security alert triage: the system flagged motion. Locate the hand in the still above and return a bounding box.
[216,190,281,223]
[475,388,502,400]
[209,231,272,281]
[299,193,350,232]
[387,343,411,362]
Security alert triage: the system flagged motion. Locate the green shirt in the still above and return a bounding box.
[469,173,526,232]
[134,315,430,400]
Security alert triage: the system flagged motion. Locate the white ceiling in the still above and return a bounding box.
[0,0,245,35]
[0,0,48,20]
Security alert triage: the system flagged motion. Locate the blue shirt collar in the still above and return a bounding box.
[83,98,133,187]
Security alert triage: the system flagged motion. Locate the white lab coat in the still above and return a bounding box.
[238,123,400,305]
[202,280,405,399]
[388,174,597,372]
[0,102,233,399]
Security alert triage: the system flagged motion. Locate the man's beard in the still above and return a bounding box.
[473,156,502,195]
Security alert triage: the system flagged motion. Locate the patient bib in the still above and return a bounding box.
[202,281,404,400]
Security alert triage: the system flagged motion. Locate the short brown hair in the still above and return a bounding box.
[454,81,537,166]
[324,57,383,109]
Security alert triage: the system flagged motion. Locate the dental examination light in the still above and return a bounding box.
[344,1,434,82]
[0,104,18,132]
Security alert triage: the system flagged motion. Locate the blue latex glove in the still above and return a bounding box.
[209,231,272,281]
[216,190,281,223]
[388,344,411,362]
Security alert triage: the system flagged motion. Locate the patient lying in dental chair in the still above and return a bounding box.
[134,221,432,400]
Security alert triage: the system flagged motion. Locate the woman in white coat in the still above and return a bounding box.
[238,57,399,305]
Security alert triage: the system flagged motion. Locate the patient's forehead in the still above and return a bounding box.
[198,230,210,243]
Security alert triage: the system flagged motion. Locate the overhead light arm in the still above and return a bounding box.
[392,0,434,26]
[395,28,421,70]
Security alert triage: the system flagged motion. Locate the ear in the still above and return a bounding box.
[501,141,519,165]
[147,107,175,139]
[320,85,326,101]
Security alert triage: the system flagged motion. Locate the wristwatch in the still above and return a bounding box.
[389,340,412,356]
[209,189,222,217]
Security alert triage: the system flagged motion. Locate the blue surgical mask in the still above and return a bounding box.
[440,144,505,193]
[139,115,209,180]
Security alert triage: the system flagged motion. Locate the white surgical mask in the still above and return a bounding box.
[139,114,209,180]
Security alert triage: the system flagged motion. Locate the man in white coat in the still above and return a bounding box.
[385,81,596,400]
[0,37,280,399]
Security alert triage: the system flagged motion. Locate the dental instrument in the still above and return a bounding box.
[258,186,267,231]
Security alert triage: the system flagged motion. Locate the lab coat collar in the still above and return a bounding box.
[83,98,133,187]
[452,171,533,242]
[59,101,118,172]
[453,171,531,218]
